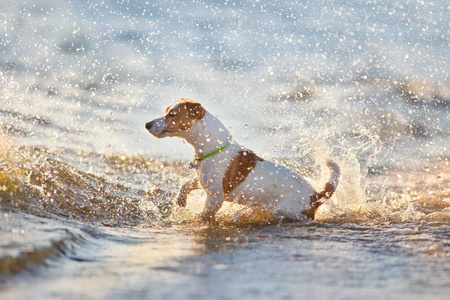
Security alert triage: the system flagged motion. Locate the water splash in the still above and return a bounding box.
[1,129,448,228]
[304,126,450,225]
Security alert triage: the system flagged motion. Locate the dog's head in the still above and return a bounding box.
[145,98,206,138]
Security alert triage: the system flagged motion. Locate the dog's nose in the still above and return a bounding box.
[145,121,153,131]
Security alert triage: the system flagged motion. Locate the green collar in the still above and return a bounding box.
[196,142,229,162]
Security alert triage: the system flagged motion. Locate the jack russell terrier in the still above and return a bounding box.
[145,99,340,222]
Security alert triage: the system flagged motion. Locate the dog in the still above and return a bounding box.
[145,99,340,221]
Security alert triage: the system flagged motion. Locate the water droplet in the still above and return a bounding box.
[423,166,430,172]
[436,176,442,181]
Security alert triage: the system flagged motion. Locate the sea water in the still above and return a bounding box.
[0,0,449,299]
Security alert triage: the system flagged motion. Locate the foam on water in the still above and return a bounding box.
[1,124,449,228]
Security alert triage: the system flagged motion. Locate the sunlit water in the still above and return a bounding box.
[1,0,449,299]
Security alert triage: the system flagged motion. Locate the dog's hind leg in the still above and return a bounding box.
[176,177,200,207]
[301,194,324,220]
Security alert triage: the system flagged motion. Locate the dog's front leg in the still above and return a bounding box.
[199,195,224,222]
[176,177,200,207]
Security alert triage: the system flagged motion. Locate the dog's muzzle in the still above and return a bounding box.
[145,119,168,138]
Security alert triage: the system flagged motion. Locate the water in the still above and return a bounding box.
[1,0,449,299]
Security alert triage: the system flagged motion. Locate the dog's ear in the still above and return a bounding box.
[185,101,205,120]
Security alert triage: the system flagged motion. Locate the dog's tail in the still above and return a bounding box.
[302,159,341,220]
[317,159,340,200]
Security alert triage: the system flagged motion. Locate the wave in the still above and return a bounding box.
[0,212,85,275]
[0,139,148,227]
[1,131,449,228]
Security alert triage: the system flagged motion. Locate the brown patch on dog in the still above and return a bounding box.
[301,182,336,220]
[223,150,263,195]
[163,99,206,132]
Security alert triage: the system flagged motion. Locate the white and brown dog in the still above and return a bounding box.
[145,99,340,221]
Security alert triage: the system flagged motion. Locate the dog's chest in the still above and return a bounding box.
[196,153,232,194]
